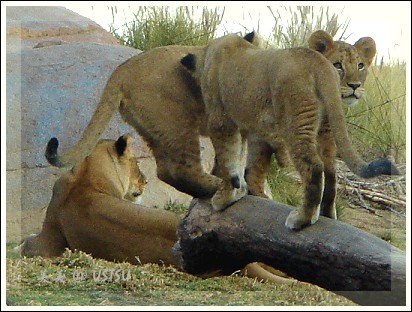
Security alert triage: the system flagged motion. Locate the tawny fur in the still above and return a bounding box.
[21,135,296,284]
[45,45,221,199]
[22,135,177,264]
[181,32,398,230]
[44,30,378,206]
[245,30,378,198]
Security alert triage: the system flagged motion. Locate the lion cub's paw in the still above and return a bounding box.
[212,179,247,211]
[320,207,337,219]
[285,210,319,231]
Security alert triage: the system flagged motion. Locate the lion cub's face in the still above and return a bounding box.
[308,30,376,106]
[124,157,147,204]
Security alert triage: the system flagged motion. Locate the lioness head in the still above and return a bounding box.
[47,133,147,200]
[124,157,147,204]
[101,134,147,201]
[308,30,376,105]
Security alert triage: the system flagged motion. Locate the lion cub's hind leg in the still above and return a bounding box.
[245,136,273,198]
[285,150,324,230]
[151,138,222,199]
[209,124,248,211]
[246,135,290,198]
[317,119,337,219]
[282,114,325,230]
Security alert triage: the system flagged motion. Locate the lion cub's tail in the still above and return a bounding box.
[46,75,122,167]
[318,67,400,178]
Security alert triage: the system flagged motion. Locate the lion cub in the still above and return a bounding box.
[245,30,378,198]
[181,32,399,230]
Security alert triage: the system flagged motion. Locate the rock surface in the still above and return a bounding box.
[6,6,197,242]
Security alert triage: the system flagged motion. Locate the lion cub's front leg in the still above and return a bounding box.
[209,125,248,211]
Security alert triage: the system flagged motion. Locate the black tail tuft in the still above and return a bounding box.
[243,31,255,43]
[45,137,61,167]
[359,158,400,178]
[180,53,196,71]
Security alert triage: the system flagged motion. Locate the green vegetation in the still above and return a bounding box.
[164,200,189,217]
[266,6,350,48]
[109,6,224,50]
[6,246,353,306]
[345,61,406,163]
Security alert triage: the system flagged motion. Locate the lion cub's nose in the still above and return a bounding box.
[132,192,140,197]
[347,82,361,90]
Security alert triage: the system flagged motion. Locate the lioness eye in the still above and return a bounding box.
[358,63,365,70]
[333,62,343,70]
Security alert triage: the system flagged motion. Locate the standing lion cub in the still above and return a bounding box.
[244,30,379,198]
[180,32,399,230]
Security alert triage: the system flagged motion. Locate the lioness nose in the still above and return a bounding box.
[132,192,140,197]
[347,82,361,90]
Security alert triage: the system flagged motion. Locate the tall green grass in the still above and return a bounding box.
[344,60,406,163]
[266,6,350,48]
[109,6,224,50]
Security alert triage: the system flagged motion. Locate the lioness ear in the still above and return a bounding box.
[308,30,335,54]
[115,134,133,156]
[181,53,196,71]
[243,31,260,47]
[354,37,376,66]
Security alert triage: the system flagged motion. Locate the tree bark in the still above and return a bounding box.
[173,196,406,306]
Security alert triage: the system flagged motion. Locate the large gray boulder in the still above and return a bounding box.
[6,6,193,242]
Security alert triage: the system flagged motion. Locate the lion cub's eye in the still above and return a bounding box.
[333,62,343,70]
[358,63,365,70]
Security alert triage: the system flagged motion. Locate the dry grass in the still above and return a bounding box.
[6,247,354,306]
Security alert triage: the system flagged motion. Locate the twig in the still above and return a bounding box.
[344,185,405,209]
[350,187,382,217]
[337,174,405,190]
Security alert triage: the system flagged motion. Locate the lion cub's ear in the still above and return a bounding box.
[308,30,335,54]
[354,37,376,66]
[243,31,260,47]
[181,53,196,71]
[115,134,133,157]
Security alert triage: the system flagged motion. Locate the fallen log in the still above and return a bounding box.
[173,196,406,306]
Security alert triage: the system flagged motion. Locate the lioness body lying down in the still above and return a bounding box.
[20,134,294,284]
[21,134,177,265]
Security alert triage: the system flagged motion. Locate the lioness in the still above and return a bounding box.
[20,134,177,264]
[180,32,399,230]
[20,134,295,284]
